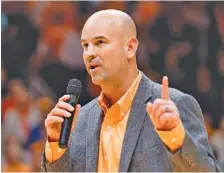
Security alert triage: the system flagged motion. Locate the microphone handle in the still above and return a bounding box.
[59,95,78,148]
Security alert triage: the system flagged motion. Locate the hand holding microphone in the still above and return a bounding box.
[45,79,82,148]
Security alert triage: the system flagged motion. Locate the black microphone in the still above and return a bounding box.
[59,79,82,148]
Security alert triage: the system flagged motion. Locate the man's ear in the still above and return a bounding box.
[125,37,139,61]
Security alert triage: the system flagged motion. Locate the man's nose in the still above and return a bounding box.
[85,45,96,57]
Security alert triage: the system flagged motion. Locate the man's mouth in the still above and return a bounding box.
[89,63,100,71]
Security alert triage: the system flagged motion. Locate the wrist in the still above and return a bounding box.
[47,136,59,142]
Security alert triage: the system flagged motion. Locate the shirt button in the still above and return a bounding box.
[107,126,111,130]
[121,112,125,116]
[172,137,177,142]
[58,148,62,152]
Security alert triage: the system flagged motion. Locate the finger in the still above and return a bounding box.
[71,104,81,131]
[45,115,64,128]
[56,101,74,112]
[59,95,70,101]
[154,104,175,127]
[151,99,172,118]
[159,113,178,131]
[51,108,71,118]
[161,76,169,100]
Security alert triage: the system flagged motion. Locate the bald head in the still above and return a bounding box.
[81,9,139,89]
[83,9,137,39]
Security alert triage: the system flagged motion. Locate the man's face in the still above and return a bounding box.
[81,17,127,86]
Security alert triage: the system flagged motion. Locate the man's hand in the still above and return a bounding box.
[146,76,181,131]
[45,95,81,142]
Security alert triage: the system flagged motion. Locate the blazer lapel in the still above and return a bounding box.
[86,104,103,172]
[119,73,153,172]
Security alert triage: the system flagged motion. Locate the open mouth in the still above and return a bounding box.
[90,65,96,70]
[89,63,100,71]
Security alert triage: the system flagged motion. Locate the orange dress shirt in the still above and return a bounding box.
[45,72,185,172]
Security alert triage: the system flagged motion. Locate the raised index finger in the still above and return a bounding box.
[161,76,169,100]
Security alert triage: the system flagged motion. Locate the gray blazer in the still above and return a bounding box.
[41,72,221,172]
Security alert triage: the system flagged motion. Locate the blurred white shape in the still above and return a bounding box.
[59,30,85,70]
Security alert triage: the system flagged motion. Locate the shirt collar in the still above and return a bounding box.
[98,71,142,117]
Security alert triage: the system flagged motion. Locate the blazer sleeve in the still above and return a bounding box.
[165,94,221,172]
[41,145,73,172]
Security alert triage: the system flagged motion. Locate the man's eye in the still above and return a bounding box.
[96,40,104,45]
[83,43,88,48]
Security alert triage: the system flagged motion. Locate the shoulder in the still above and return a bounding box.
[141,72,187,103]
[151,81,199,108]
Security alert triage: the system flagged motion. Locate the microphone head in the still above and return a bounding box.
[66,79,82,96]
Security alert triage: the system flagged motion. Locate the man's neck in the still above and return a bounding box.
[101,68,139,106]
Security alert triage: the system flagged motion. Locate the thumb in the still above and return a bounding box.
[71,104,81,131]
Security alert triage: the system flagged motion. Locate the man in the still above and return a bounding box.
[41,9,220,172]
